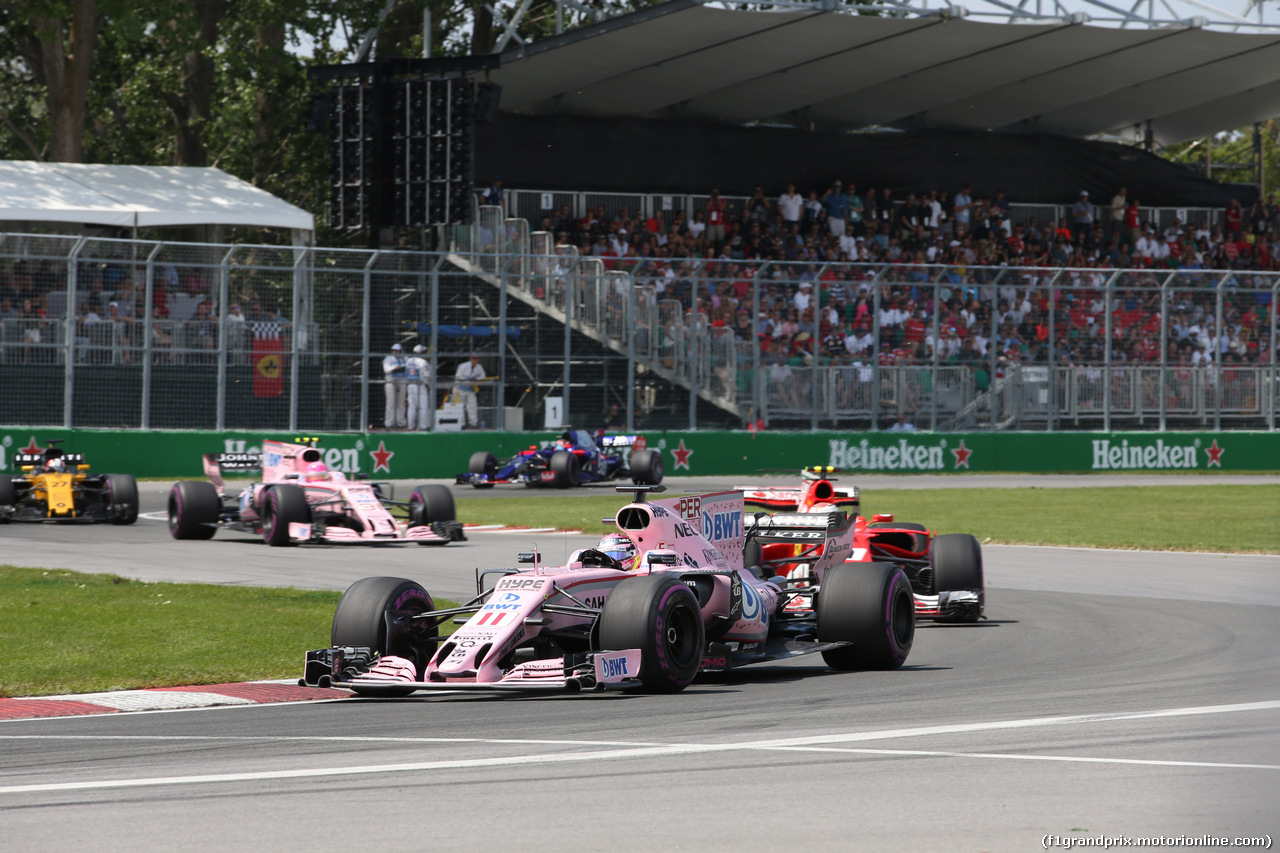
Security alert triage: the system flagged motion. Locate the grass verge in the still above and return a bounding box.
[0,567,461,699]
[456,484,1280,553]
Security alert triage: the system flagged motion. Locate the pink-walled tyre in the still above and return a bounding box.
[817,562,914,671]
[332,576,437,697]
[261,484,310,547]
[598,575,704,693]
[168,480,219,540]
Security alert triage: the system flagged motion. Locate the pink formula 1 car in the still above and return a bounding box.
[742,467,984,622]
[167,439,463,546]
[302,486,915,695]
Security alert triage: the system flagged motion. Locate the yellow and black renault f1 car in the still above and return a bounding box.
[0,440,139,524]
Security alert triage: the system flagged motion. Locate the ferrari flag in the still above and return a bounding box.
[253,337,284,397]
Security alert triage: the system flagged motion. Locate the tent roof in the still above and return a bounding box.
[0,161,314,232]
[492,1,1280,146]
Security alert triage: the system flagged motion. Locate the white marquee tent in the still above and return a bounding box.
[0,161,314,241]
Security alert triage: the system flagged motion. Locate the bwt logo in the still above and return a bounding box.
[701,510,740,542]
[598,656,630,679]
[675,497,701,520]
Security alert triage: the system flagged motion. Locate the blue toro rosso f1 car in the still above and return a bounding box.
[457,429,664,489]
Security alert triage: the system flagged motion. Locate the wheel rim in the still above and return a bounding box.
[664,602,701,668]
[168,492,180,534]
[263,496,276,538]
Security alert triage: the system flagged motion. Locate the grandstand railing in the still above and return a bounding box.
[493,188,1225,242]
[1,230,1275,433]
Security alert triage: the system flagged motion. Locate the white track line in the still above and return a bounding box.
[1,699,1276,795]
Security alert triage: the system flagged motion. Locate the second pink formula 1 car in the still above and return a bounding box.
[168,439,463,546]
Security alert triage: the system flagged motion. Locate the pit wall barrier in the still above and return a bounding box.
[1,429,1276,479]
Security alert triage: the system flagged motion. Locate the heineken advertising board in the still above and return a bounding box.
[0,428,1275,479]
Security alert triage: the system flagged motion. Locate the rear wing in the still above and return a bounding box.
[746,510,852,541]
[600,434,643,449]
[202,452,261,494]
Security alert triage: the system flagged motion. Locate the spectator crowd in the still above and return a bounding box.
[526,181,1279,384]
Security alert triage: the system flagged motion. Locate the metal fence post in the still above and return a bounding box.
[1047,271,1058,432]
[1272,278,1279,432]
[215,248,234,431]
[499,253,511,425]
[63,239,84,428]
[140,243,162,429]
[1159,272,1172,432]
[689,261,700,430]
[288,247,305,433]
[1103,269,1120,433]
[361,253,376,432]
[1214,273,1226,432]
[428,256,444,430]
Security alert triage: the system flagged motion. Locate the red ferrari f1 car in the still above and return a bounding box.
[742,467,984,622]
[168,439,463,546]
[302,486,915,695]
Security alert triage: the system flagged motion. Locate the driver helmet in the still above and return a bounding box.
[304,461,331,482]
[597,533,638,568]
[48,457,65,471]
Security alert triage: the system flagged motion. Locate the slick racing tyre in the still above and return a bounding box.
[332,576,437,653]
[0,474,14,522]
[408,484,457,544]
[261,484,311,547]
[332,577,437,697]
[550,450,581,488]
[168,480,220,540]
[930,533,984,622]
[468,451,497,489]
[628,448,665,485]
[104,474,139,525]
[598,575,705,693]
[817,562,914,671]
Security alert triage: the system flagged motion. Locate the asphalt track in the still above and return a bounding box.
[1,476,1277,851]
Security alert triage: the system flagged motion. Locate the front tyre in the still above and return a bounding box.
[550,451,580,488]
[598,575,705,693]
[468,451,497,489]
[817,562,914,671]
[408,484,455,525]
[168,481,220,540]
[930,533,984,622]
[104,474,139,525]
[332,577,436,696]
[262,484,311,547]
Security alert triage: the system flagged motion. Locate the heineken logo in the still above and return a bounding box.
[828,438,965,471]
[1090,438,1224,470]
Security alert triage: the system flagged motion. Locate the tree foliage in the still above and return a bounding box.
[1159,121,1280,198]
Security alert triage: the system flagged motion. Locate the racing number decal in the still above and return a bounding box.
[476,612,506,627]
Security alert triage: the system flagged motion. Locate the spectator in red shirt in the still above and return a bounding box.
[705,189,727,249]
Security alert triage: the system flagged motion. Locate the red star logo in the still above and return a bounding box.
[1205,439,1224,468]
[951,440,972,469]
[19,437,42,455]
[369,440,394,473]
[671,439,693,470]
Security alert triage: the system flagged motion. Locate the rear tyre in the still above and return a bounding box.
[468,451,497,489]
[628,449,665,485]
[598,575,705,693]
[168,480,220,540]
[331,576,436,697]
[817,562,914,671]
[550,451,580,489]
[262,484,311,547]
[0,474,14,522]
[409,484,455,531]
[930,533,984,622]
[104,474,139,525]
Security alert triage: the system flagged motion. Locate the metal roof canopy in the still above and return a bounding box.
[0,161,315,237]
[491,0,1280,146]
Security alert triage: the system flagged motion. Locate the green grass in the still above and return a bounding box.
[0,567,344,698]
[457,484,1280,554]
